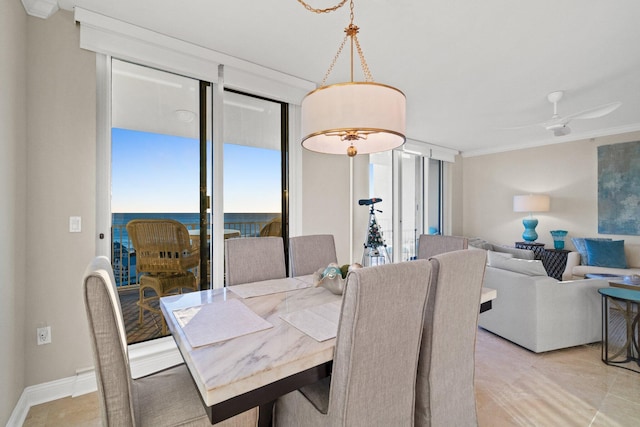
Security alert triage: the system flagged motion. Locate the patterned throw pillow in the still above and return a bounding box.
[468,237,493,250]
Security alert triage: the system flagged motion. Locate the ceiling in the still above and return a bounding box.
[54,0,640,157]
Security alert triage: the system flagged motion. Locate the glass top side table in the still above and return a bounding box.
[598,287,640,371]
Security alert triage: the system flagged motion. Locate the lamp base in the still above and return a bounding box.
[522,217,539,242]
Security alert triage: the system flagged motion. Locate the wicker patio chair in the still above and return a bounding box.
[126,219,200,334]
[259,216,282,237]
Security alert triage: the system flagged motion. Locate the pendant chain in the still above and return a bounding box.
[298,0,373,85]
[296,0,348,14]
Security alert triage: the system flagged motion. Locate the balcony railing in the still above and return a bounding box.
[111,220,271,287]
[111,221,418,287]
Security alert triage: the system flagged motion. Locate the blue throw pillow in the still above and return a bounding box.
[584,239,627,268]
[572,237,611,265]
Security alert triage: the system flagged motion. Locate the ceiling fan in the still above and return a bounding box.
[511,91,622,136]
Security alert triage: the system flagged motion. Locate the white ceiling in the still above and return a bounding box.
[55,0,640,156]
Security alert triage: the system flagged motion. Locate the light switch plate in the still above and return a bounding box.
[69,216,82,233]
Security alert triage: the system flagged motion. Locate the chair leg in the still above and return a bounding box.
[138,286,145,325]
[161,317,167,335]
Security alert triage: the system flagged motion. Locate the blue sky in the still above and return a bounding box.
[111,128,281,213]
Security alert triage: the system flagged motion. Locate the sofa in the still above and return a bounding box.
[476,248,607,353]
[562,238,640,280]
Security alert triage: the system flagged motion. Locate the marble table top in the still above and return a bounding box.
[481,287,497,304]
[160,280,341,407]
[160,279,498,408]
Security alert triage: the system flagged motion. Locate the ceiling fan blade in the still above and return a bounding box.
[564,101,622,121]
[500,115,561,130]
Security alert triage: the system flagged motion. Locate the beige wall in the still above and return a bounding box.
[1,0,28,423]
[24,10,97,386]
[300,151,369,264]
[14,7,368,397]
[461,131,640,249]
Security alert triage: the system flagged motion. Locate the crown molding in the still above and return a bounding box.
[21,0,58,19]
[461,122,640,158]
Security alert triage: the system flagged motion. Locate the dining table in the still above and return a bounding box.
[160,275,341,426]
[160,275,497,426]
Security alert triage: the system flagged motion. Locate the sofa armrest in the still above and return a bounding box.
[562,251,581,280]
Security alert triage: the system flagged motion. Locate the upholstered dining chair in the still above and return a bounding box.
[273,260,434,427]
[126,219,200,334]
[224,236,287,285]
[415,249,487,427]
[83,256,258,427]
[288,234,338,277]
[416,234,468,260]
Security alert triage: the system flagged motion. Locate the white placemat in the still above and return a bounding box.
[173,299,273,348]
[229,277,311,298]
[292,274,316,286]
[280,300,342,342]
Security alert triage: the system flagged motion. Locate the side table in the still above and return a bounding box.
[609,277,640,291]
[515,242,545,260]
[598,287,640,370]
[542,249,570,280]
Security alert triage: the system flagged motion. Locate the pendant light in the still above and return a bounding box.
[298,0,406,157]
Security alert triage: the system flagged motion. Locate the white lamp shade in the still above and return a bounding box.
[301,82,406,155]
[513,194,550,213]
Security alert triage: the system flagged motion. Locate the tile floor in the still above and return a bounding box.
[23,328,640,426]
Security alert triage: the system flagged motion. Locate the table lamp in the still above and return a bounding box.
[513,194,550,242]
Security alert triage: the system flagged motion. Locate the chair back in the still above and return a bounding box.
[126,219,199,275]
[83,256,136,426]
[416,234,468,260]
[259,216,282,237]
[289,234,338,277]
[225,236,287,285]
[328,260,433,426]
[415,249,487,427]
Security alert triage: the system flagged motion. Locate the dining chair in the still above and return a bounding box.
[126,219,200,334]
[288,234,338,277]
[83,256,258,426]
[416,234,468,260]
[273,260,434,427]
[224,236,287,285]
[415,249,487,427]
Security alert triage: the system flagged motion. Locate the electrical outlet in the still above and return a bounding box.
[37,326,51,345]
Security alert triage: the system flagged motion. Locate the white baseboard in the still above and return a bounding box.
[7,336,180,426]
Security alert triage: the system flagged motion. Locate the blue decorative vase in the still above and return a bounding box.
[550,230,568,250]
[521,217,539,242]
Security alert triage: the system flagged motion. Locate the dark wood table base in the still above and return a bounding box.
[480,300,492,313]
[205,362,333,426]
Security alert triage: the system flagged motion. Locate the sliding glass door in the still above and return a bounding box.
[109,60,289,344]
[111,60,208,343]
[222,90,286,245]
[369,150,443,262]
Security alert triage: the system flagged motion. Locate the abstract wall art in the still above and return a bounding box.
[598,141,640,235]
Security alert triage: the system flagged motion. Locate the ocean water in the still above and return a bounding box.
[112,212,279,250]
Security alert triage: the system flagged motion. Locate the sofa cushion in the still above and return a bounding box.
[572,237,611,265]
[572,265,640,277]
[585,239,627,268]
[468,238,534,260]
[486,250,512,265]
[487,256,548,276]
